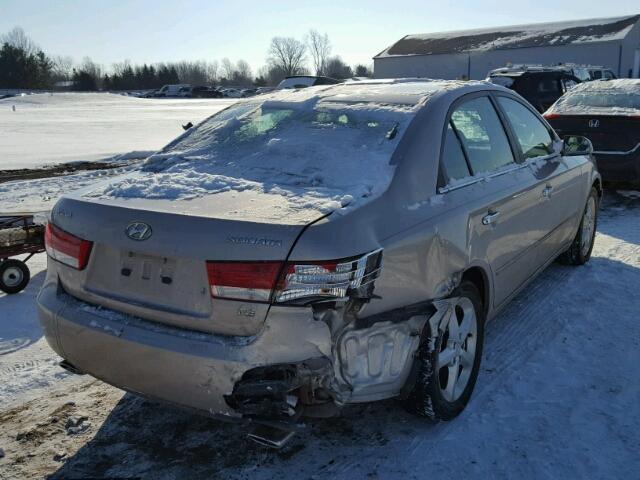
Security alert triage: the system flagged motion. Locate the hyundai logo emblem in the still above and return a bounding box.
[588,119,600,128]
[125,222,152,241]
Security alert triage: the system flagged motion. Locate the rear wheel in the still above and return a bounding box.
[0,259,31,294]
[403,281,485,421]
[559,187,598,265]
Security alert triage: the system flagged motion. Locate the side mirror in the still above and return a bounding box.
[562,135,593,156]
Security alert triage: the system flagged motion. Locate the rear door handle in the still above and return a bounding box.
[542,185,554,198]
[482,211,500,225]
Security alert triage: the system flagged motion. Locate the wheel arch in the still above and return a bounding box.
[460,266,490,318]
[592,177,603,200]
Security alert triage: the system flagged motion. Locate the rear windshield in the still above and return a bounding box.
[558,91,640,110]
[98,99,414,210]
[488,76,515,88]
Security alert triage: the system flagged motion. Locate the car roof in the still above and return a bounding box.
[260,78,498,107]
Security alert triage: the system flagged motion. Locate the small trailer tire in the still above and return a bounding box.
[0,259,31,294]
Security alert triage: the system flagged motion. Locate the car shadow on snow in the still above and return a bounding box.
[0,269,45,355]
[47,391,426,479]
[48,255,640,479]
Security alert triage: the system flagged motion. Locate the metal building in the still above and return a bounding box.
[374,15,640,80]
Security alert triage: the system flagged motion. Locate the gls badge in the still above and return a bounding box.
[125,222,152,241]
[588,119,600,128]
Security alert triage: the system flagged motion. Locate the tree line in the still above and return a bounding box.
[0,27,373,91]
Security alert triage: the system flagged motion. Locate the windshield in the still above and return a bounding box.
[93,100,413,212]
[558,91,640,110]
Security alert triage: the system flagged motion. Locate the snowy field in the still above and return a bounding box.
[0,93,235,170]
[0,192,639,479]
[0,92,639,478]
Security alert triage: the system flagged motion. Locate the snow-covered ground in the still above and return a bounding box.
[0,93,235,170]
[0,92,639,478]
[0,192,639,479]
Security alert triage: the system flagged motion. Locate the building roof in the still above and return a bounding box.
[375,15,640,58]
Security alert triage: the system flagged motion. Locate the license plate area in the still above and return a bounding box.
[84,244,212,318]
[121,251,176,285]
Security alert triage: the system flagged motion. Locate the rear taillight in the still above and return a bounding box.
[206,261,282,302]
[543,112,561,120]
[44,223,93,270]
[206,249,382,304]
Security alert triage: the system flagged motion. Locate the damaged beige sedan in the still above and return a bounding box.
[38,79,600,446]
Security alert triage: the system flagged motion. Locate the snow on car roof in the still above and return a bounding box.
[85,80,475,218]
[376,15,640,57]
[254,78,477,107]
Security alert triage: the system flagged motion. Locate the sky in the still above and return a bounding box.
[1,0,638,74]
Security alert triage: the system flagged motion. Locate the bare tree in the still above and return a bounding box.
[207,59,219,83]
[325,56,353,80]
[51,55,74,81]
[267,37,307,77]
[235,59,252,84]
[79,57,102,87]
[306,30,331,76]
[1,27,39,55]
[174,60,209,85]
[220,57,235,82]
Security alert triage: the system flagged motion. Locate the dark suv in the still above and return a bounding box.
[487,67,581,113]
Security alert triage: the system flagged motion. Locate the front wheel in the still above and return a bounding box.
[0,259,31,294]
[402,281,485,421]
[559,187,599,265]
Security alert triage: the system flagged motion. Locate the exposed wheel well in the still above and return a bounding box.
[461,267,489,317]
[593,178,603,199]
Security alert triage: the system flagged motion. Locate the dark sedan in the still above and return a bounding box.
[544,79,640,185]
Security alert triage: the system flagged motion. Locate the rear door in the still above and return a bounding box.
[495,95,586,264]
[439,93,550,307]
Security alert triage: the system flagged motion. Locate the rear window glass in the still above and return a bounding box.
[535,77,561,93]
[557,91,640,110]
[450,97,515,175]
[96,100,415,209]
[488,76,515,88]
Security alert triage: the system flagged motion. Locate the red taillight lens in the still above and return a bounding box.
[206,261,283,301]
[44,223,93,270]
[206,250,382,304]
[543,112,561,120]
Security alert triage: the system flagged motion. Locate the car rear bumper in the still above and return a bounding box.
[37,280,333,419]
[594,148,640,184]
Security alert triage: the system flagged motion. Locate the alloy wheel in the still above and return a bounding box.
[581,196,596,257]
[437,297,478,403]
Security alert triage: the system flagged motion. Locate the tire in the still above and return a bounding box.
[559,187,599,266]
[0,259,31,294]
[402,281,485,421]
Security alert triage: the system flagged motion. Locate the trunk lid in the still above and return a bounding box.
[51,190,328,335]
[549,115,640,152]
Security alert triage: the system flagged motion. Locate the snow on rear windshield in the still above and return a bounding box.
[91,99,414,213]
[559,91,640,110]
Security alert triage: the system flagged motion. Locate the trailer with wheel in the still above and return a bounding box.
[0,213,46,294]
